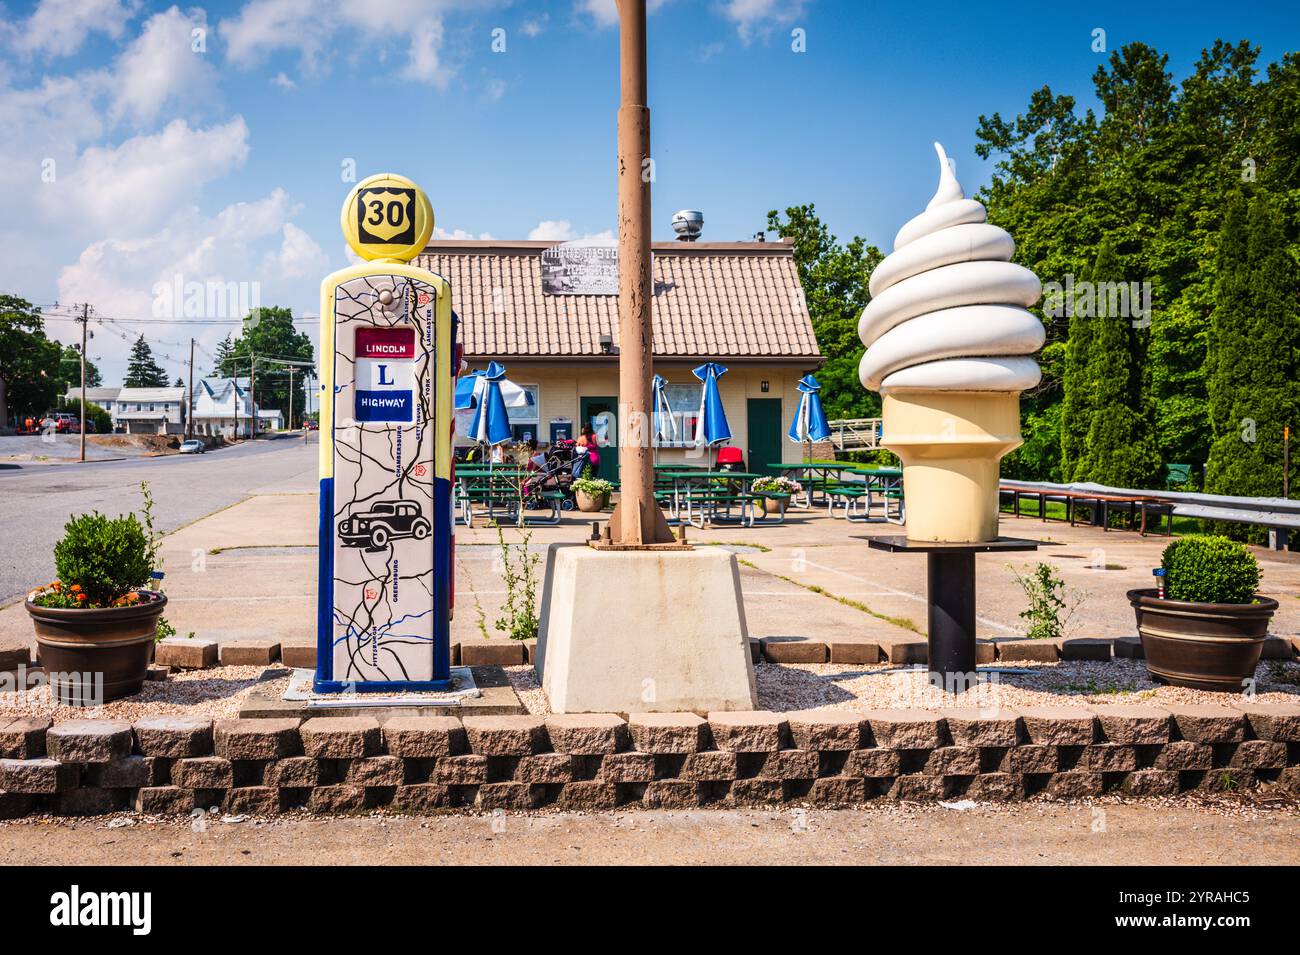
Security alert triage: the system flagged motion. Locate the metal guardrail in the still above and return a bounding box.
[1000,479,1299,547]
[827,417,883,451]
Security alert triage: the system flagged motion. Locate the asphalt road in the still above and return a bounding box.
[0,435,316,604]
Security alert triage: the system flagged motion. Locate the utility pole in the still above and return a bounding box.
[77,303,90,462]
[288,365,294,432]
[187,338,195,441]
[607,0,674,545]
[248,349,255,440]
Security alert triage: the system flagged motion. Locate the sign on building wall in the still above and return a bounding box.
[540,239,619,295]
[316,173,456,692]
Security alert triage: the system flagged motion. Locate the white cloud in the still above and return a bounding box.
[528,219,575,241]
[718,0,809,43]
[220,0,333,71]
[221,0,504,87]
[111,6,219,124]
[527,220,613,242]
[7,0,138,58]
[433,226,493,240]
[266,222,329,278]
[46,117,251,232]
[520,15,547,37]
[402,20,451,87]
[271,71,296,90]
[55,189,323,380]
[577,0,672,28]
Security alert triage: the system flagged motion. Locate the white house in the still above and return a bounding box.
[192,377,282,438]
[109,387,186,435]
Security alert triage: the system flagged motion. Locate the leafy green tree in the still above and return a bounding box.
[124,336,168,388]
[0,294,62,425]
[218,307,315,428]
[765,205,882,419]
[1073,237,1163,487]
[1204,195,1300,524]
[977,40,1300,490]
[58,345,101,391]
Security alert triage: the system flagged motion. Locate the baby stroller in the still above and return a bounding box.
[521,439,580,511]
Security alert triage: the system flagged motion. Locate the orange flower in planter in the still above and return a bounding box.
[126,592,140,604]
[50,581,62,591]
[70,584,82,593]
[76,592,87,603]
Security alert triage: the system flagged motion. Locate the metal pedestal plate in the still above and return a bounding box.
[866,536,1039,690]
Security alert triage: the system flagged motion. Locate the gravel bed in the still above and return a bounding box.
[505,659,1300,716]
[4,658,1295,723]
[756,658,1300,713]
[0,665,276,721]
[505,666,550,716]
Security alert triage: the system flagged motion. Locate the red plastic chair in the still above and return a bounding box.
[715,446,744,471]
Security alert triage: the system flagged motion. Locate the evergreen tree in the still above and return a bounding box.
[1059,271,1096,482]
[1205,195,1300,520]
[124,335,168,388]
[212,335,234,376]
[1074,237,1163,487]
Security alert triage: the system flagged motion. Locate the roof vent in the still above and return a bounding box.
[671,209,703,241]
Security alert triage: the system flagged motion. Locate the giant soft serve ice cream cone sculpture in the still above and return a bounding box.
[858,143,1044,542]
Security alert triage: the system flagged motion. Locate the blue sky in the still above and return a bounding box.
[2,0,1297,384]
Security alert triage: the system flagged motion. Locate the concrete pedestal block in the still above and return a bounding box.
[537,545,757,714]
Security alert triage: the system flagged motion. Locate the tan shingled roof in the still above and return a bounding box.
[416,239,822,361]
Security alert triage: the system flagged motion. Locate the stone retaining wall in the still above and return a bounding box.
[2,704,1298,817]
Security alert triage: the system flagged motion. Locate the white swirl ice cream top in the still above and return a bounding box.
[857,142,1044,394]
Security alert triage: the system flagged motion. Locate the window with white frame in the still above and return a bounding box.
[508,383,540,441]
[656,382,703,447]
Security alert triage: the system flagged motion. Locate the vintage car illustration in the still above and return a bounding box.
[337,499,430,549]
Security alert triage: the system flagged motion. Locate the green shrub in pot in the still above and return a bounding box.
[1160,535,1260,605]
[1129,533,1274,692]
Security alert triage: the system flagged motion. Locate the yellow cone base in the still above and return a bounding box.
[881,392,1024,543]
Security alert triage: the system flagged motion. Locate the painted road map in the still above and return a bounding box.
[331,273,438,682]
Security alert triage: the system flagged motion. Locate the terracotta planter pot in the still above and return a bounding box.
[575,490,609,513]
[25,592,166,705]
[1127,587,1275,692]
[762,496,787,515]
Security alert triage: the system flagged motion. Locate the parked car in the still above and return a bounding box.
[42,413,95,433]
[338,500,430,549]
[179,439,206,454]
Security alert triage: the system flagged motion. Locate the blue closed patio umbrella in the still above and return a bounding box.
[652,373,679,462]
[467,361,513,453]
[692,362,732,468]
[788,374,831,453]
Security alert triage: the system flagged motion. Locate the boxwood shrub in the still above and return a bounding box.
[1160,535,1260,604]
[52,511,153,606]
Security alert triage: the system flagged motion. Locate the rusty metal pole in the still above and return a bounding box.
[609,0,674,546]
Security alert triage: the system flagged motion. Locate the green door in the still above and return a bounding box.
[747,398,783,476]
[580,396,618,481]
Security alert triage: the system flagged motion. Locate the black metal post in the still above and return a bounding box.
[927,551,976,683]
[865,535,1040,694]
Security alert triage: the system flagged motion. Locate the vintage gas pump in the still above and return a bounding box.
[315,174,455,691]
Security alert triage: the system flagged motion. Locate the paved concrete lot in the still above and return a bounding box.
[0,434,315,605]
[4,802,1296,865]
[3,477,1298,650]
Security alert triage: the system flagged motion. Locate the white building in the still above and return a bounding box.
[192,377,282,438]
[109,387,186,435]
